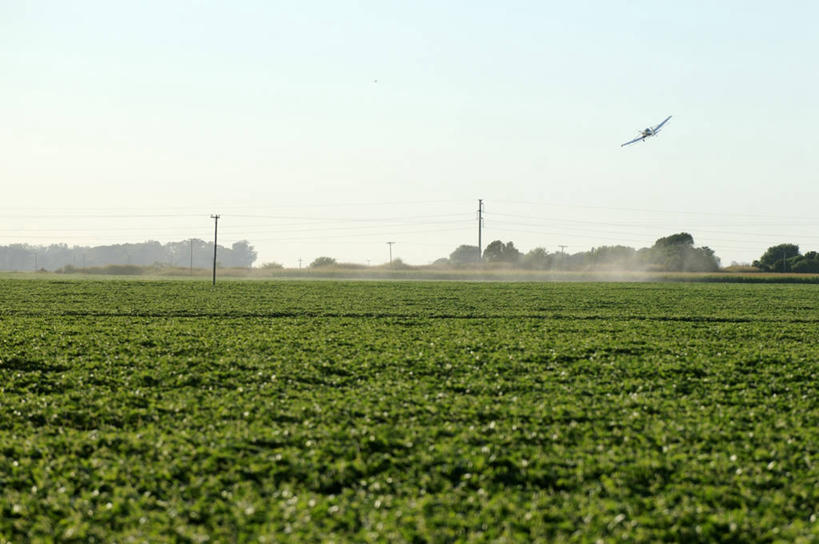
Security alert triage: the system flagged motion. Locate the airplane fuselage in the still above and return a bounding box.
[620,115,671,147]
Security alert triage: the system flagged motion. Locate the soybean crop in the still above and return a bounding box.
[1,279,817,542]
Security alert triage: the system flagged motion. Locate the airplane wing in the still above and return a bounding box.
[620,136,644,147]
[653,115,672,132]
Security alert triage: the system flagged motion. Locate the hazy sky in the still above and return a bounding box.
[3,1,818,267]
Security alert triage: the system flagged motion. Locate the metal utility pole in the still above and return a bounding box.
[298,258,302,270]
[210,214,220,285]
[387,242,395,265]
[559,245,568,255]
[477,199,484,263]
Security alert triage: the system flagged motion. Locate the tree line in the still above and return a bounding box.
[752,244,819,273]
[443,233,721,272]
[4,235,817,274]
[0,240,257,271]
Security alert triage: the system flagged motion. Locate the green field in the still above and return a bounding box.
[1,279,817,542]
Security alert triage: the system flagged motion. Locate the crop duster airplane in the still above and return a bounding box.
[621,115,672,147]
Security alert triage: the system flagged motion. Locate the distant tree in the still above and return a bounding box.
[650,233,694,270]
[230,240,258,268]
[431,257,450,266]
[564,251,587,271]
[310,256,336,268]
[586,246,638,269]
[654,233,695,248]
[686,245,720,272]
[505,242,522,263]
[449,245,480,265]
[260,262,283,270]
[521,247,552,269]
[0,238,259,271]
[790,257,819,273]
[389,258,412,269]
[647,233,719,272]
[753,243,800,272]
[483,241,503,262]
[483,240,522,263]
[782,250,819,273]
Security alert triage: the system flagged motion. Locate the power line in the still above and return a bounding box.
[486,211,819,233]
[0,199,465,214]
[0,213,204,219]
[492,199,817,220]
[249,225,472,243]
[483,214,819,242]
[227,212,473,223]
[217,218,473,235]
[1,225,213,233]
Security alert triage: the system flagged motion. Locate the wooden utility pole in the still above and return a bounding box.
[477,199,484,263]
[210,214,220,285]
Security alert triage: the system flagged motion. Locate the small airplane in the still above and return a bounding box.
[621,115,672,147]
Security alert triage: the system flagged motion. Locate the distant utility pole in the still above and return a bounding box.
[477,199,484,263]
[559,245,568,255]
[210,214,220,285]
[387,242,395,265]
[298,258,302,270]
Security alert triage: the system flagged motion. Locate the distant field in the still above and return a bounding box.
[1,279,817,542]
[7,267,819,283]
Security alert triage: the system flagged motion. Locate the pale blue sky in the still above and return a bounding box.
[3,1,818,266]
